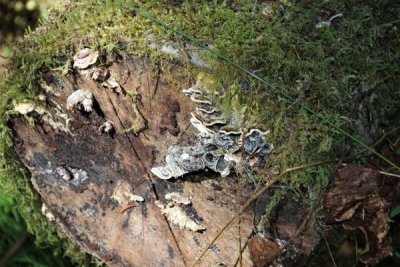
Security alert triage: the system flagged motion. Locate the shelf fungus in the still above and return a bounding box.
[73,48,99,69]
[66,89,94,112]
[151,82,273,180]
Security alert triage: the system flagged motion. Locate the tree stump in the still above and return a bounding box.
[11,57,254,266]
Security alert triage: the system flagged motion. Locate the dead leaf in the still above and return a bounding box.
[323,165,395,265]
[248,235,280,267]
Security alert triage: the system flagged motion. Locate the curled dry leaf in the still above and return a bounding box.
[248,235,280,267]
[323,165,394,265]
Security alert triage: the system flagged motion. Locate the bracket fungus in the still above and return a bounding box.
[73,48,99,69]
[66,89,94,112]
[151,81,273,180]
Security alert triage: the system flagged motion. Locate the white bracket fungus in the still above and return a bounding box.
[66,89,94,112]
[73,48,99,69]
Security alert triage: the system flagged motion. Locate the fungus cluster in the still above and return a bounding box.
[151,81,273,180]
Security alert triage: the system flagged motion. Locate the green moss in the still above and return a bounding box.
[0,0,399,263]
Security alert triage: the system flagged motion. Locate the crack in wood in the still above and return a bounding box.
[103,86,188,266]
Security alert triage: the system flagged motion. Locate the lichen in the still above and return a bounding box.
[155,200,205,232]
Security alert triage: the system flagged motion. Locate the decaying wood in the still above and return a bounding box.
[11,57,255,266]
[323,164,399,265]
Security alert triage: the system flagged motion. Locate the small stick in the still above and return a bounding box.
[120,204,136,214]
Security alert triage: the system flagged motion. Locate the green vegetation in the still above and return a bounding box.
[0,0,399,265]
[0,195,74,266]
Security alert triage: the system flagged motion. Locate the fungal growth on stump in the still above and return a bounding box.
[151,81,273,180]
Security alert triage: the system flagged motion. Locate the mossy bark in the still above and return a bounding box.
[2,1,399,266]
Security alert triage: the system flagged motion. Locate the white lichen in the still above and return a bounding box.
[101,76,122,93]
[13,102,46,115]
[66,89,93,112]
[41,203,55,222]
[160,44,180,57]
[40,81,60,97]
[165,192,192,205]
[56,166,71,181]
[112,190,145,204]
[155,201,205,232]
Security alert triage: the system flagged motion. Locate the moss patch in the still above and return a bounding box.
[0,0,399,264]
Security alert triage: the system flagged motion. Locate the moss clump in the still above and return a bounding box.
[0,0,399,264]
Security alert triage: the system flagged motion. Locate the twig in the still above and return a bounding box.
[120,204,136,214]
[192,160,333,266]
[323,231,338,267]
[378,170,400,178]
[234,240,249,267]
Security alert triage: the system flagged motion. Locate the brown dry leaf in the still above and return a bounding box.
[248,235,280,267]
[323,165,394,265]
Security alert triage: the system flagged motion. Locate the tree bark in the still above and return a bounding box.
[11,57,254,266]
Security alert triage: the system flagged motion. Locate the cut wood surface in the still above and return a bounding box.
[12,57,254,266]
